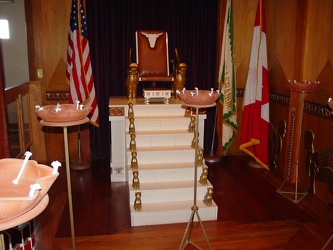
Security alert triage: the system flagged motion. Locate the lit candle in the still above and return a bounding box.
[195,87,198,95]
[80,104,84,110]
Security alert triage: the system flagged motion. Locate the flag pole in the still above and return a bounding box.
[204,101,222,163]
[70,125,91,170]
[67,0,99,168]
[204,0,228,163]
[77,125,81,163]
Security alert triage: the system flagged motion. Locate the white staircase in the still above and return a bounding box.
[109,97,218,226]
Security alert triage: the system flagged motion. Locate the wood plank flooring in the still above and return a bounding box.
[32,155,333,249]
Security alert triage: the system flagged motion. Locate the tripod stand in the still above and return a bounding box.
[179,104,213,250]
[276,160,308,203]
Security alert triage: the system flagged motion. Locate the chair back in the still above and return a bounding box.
[135,30,171,81]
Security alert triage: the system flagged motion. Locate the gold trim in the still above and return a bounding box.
[109,107,125,116]
[46,91,69,101]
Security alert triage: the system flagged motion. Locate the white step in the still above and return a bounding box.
[109,97,217,227]
[127,162,208,183]
[130,199,218,226]
[129,180,213,203]
[126,145,196,164]
[128,104,187,117]
[125,116,192,132]
[125,130,194,147]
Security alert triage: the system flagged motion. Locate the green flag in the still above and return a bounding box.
[218,0,237,155]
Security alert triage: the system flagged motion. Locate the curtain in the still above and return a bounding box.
[0,41,10,158]
[86,0,219,159]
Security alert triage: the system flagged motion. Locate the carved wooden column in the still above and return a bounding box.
[284,80,319,183]
[277,80,319,203]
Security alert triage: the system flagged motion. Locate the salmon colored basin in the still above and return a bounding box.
[0,159,58,224]
[289,81,319,92]
[178,90,220,105]
[35,104,92,122]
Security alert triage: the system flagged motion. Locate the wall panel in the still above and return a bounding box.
[233,0,257,87]
[268,0,333,204]
[25,0,89,163]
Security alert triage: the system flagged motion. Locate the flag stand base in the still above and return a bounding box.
[248,160,264,169]
[204,151,222,164]
[277,160,308,204]
[70,160,91,170]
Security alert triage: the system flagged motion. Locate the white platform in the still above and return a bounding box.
[109,97,218,226]
[130,200,217,226]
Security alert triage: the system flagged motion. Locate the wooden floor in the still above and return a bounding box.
[32,155,333,249]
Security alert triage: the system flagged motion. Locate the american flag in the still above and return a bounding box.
[66,0,99,126]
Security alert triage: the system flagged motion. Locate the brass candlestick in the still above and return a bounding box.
[179,105,212,250]
[277,80,319,203]
[177,89,219,250]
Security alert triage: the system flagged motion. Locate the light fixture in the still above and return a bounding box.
[0,0,14,4]
[0,19,9,39]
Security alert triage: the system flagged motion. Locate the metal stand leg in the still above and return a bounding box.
[322,231,333,250]
[63,127,76,249]
[277,160,308,203]
[179,107,211,250]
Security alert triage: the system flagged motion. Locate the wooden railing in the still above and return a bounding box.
[5,82,32,158]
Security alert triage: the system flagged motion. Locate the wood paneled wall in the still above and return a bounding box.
[25,0,89,163]
[268,0,333,204]
[25,0,333,203]
[216,0,333,204]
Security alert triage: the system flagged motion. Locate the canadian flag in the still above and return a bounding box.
[239,0,270,170]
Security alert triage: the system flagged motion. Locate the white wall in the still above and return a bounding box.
[0,0,29,87]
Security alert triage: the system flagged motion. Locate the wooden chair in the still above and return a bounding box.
[125,30,187,101]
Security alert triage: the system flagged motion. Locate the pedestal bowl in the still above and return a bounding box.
[35,104,92,122]
[0,159,59,225]
[178,90,220,106]
[289,81,320,93]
